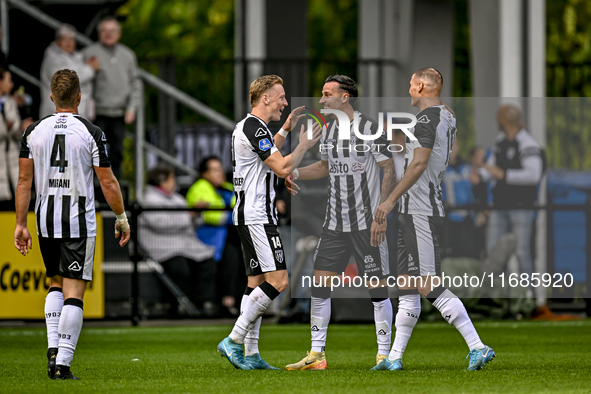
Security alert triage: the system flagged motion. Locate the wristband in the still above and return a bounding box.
[278,128,289,138]
[292,168,299,179]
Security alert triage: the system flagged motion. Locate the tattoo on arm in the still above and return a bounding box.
[378,160,396,204]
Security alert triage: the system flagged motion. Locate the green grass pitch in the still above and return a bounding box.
[1,320,590,393]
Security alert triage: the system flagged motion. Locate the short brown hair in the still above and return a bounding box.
[413,68,443,87]
[249,75,283,107]
[50,69,80,108]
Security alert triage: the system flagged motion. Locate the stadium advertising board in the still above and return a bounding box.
[0,212,104,319]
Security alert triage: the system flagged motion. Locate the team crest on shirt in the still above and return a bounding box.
[275,250,284,263]
[259,138,272,151]
[255,128,268,137]
[250,259,259,269]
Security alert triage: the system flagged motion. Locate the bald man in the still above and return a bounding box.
[371,68,495,371]
[476,105,544,300]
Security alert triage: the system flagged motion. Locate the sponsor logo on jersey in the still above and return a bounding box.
[329,161,349,174]
[48,179,70,188]
[275,250,284,263]
[234,177,244,186]
[352,162,364,172]
[259,138,272,151]
[250,259,259,269]
[255,128,268,138]
[417,115,430,124]
[68,261,81,271]
[54,117,68,129]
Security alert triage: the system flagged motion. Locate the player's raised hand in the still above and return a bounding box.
[115,220,131,247]
[285,173,301,195]
[14,226,32,256]
[374,199,396,225]
[282,106,306,131]
[370,219,387,247]
[300,122,322,149]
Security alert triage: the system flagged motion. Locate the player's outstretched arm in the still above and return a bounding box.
[264,122,322,178]
[94,166,130,247]
[14,158,34,256]
[374,147,432,225]
[285,160,328,195]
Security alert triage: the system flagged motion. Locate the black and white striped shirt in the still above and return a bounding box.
[232,113,279,226]
[20,113,110,238]
[320,112,392,232]
[399,105,456,217]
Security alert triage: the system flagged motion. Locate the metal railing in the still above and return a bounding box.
[0,0,235,198]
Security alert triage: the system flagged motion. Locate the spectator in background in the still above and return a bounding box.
[83,16,140,179]
[0,67,21,209]
[441,140,477,257]
[139,165,217,317]
[475,105,544,300]
[186,156,244,316]
[13,86,34,131]
[39,24,100,119]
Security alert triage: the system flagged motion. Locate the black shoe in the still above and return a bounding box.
[47,348,58,379]
[53,365,79,380]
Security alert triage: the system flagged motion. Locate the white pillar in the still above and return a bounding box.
[245,0,265,99]
[499,0,523,99]
[528,0,547,308]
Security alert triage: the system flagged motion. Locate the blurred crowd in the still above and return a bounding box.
[0,17,139,207]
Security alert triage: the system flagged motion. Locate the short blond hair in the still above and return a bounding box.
[249,75,283,107]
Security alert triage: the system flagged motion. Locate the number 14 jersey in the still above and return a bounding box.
[20,112,110,238]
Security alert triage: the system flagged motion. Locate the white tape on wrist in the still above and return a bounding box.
[115,212,130,234]
[292,168,299,179]
[278,128,289,138]
[116,212,127,222]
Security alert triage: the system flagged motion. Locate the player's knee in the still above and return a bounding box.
[368,286,389,302]
[267,275,288,293]
[274,279,288,293]
[417,286,431,297]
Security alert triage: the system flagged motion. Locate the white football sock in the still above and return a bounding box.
[389,294,421,360]
[230,286,274,344]
[311,297,331,352]
[432,289,485,350]
[56,301,84,367]
[373,298,393,356]
[241,294,261,356]
[45,289,64,349]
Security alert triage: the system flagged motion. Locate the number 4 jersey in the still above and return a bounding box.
[20,112,110,238]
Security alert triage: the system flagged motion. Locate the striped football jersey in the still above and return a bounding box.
[20,112,110,238]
